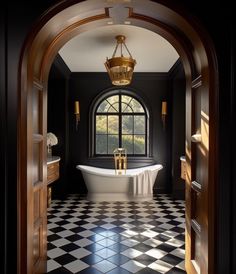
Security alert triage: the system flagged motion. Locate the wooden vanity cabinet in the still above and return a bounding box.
[47,157,60,206]
[47,161,59,184]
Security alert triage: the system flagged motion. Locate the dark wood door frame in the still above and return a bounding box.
[18,1,218,273]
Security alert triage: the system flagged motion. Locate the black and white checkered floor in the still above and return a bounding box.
[47,194,186,274]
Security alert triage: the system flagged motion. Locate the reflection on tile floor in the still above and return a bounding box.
[47,194,186,273]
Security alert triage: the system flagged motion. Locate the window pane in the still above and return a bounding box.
[107,95,119,112]
[121,95,132,112]
[97,100,109,112]
[122,116,133,134]
[96,135,107,154]
[122,135,133,154]
[122,102,132,113]
[134,116,145,134]
[96,115,107,134]
[134,135,145,154]
[130,98,144,112]
[97,95,119,113]
[108,135,119,154]
[121,95,132,103]
[108,102,119,113]
[108,116,118,134]
[107,95,119,105]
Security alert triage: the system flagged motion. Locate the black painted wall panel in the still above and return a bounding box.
[0,7,7,274]
[171,62,186,199]
[48,58,70,199]
[67,72,172,194]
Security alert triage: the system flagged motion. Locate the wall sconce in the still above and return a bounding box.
[74,101,80,131]
[161,101,167,130]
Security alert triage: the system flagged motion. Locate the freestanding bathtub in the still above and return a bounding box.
[76,164,163,201]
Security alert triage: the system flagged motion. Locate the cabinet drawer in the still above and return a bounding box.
[48,162,59,173]
[47,171,59,184]
[47,161,59,184]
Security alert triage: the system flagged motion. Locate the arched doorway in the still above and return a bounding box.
[18,1,218,273]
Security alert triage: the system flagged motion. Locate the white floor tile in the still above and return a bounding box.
[64,259,89,273]
[69,248,92,259]
[93,260,117,272]
[145,248,167,259]
[95,248,116,259]
[74,238,93,247]
[121,260,146,273]
[148,260,173,273]
[47,247,66,259]
[170,247,185,259]
[121,248,142,259]
[51,238,71,247]
[47,259,61,272]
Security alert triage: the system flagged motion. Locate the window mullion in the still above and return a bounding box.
[107,115,108,154]
[145,115,147,155]
[94,114,96,155]
[132,114,134,155]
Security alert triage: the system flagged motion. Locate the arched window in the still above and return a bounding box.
[94,90,149,156]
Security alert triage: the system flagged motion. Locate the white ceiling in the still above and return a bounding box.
[59,25,179,72]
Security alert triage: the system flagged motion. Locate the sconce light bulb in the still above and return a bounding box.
[74,101,80,114]
[161,101,167,115]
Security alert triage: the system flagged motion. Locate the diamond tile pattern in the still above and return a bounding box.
[47,194,186,273]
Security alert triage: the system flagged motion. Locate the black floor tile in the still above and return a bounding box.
[107,254,130,265]
[161,254,183,266]
[76,267,102,274]
[47,267,73,273]
[106,267,132,274]
[47,195,185,273]
[53,253,77,265]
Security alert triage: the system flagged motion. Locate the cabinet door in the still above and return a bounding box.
[47,162,59,184]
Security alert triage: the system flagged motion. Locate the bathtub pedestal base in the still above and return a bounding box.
[86,192,153,202]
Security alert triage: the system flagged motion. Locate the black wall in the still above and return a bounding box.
[47,56,70,198]
[48,58,188,197]
[0,7,7,274]
[1,1,234,274]
[67,72,172,194]
[48,61,185,198]
[170,61,186,199]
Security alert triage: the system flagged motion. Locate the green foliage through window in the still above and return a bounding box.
[95,92,147,155]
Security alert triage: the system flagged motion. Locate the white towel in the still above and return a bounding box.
[132,169,155,195]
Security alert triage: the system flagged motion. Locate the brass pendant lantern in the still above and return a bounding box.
[105,35,136,86]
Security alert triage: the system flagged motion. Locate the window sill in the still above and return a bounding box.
[88,156,156,168]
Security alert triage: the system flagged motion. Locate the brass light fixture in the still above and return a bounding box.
[161,101,167,130]
[74,101,80,131]
[105,35,136,86]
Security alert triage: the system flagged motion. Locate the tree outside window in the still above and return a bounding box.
[95,92,148,156]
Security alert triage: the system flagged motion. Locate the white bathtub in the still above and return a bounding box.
[76,164,163,201]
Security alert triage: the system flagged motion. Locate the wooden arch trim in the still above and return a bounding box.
[18,1,218,274]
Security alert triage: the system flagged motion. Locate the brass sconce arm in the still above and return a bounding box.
[74,101,80,131]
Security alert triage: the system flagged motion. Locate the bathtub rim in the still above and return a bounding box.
[76,164,163,178]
